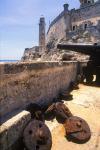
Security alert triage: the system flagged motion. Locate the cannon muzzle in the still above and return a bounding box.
[57,43,100,55]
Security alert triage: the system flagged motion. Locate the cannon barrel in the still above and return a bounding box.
[57,44,100,55]
[57,43,100,84]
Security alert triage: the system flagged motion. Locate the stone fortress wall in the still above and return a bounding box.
[0,61,78,150]
[47,0,100,44]
[47,12,67,43]
[71,2,100,29]
[21,0,100,62]
[1,1,100,150]
[0,62,78,118]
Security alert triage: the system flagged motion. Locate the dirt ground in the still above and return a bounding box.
[46,84,100,150]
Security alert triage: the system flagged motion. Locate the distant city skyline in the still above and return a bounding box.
[0,0,81,60]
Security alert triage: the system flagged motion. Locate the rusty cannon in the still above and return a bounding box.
[45,102,91,144]
[23,101,91,148]
[23,120,52,150]
[57,43,100,85]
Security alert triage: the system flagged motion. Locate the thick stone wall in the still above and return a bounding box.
[71,2,100,27]
[0,61,78,118]
[47,15,66,43]
[47,1,100,43]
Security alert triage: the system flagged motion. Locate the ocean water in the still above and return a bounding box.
[0,60,19,63]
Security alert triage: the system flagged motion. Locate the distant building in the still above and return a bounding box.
[47,0,100,45]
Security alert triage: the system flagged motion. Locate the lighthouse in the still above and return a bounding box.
[39,17,46,53]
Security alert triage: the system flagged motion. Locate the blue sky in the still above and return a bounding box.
[0,0,80,60]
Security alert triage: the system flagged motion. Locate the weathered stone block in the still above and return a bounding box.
[0,111,31,150]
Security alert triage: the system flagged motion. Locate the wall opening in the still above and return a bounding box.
[84,24,88,30]
[72,25,77,31]
[87,0,91,4]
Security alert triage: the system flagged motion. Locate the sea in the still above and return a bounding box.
[0,60,19,63]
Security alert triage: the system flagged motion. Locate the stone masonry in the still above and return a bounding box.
[21,0,100,62]
[39,17,46,53]
[47,0,100,46]
[0,61,78,118]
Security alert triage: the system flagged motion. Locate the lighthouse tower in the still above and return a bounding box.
[39,17,46,53]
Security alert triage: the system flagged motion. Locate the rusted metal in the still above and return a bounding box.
[44,103,56,120]
[57,43,100,53]
[55,102,73,123]
[57,43,100,85]
[64,116,91,143]
[26,102,91,144]
[35,110,45,122]
[69,81,79,91]
[23,120,52,150]
[26,103,44,121]
[44,102,73,123]
[59,91,73,100]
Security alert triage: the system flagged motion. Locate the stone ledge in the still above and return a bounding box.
[0,110,31,150]
[0,61,77,75]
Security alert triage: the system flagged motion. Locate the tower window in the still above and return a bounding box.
[84,24,88,29]
[72,26,76,31]
[87,0,91,3]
